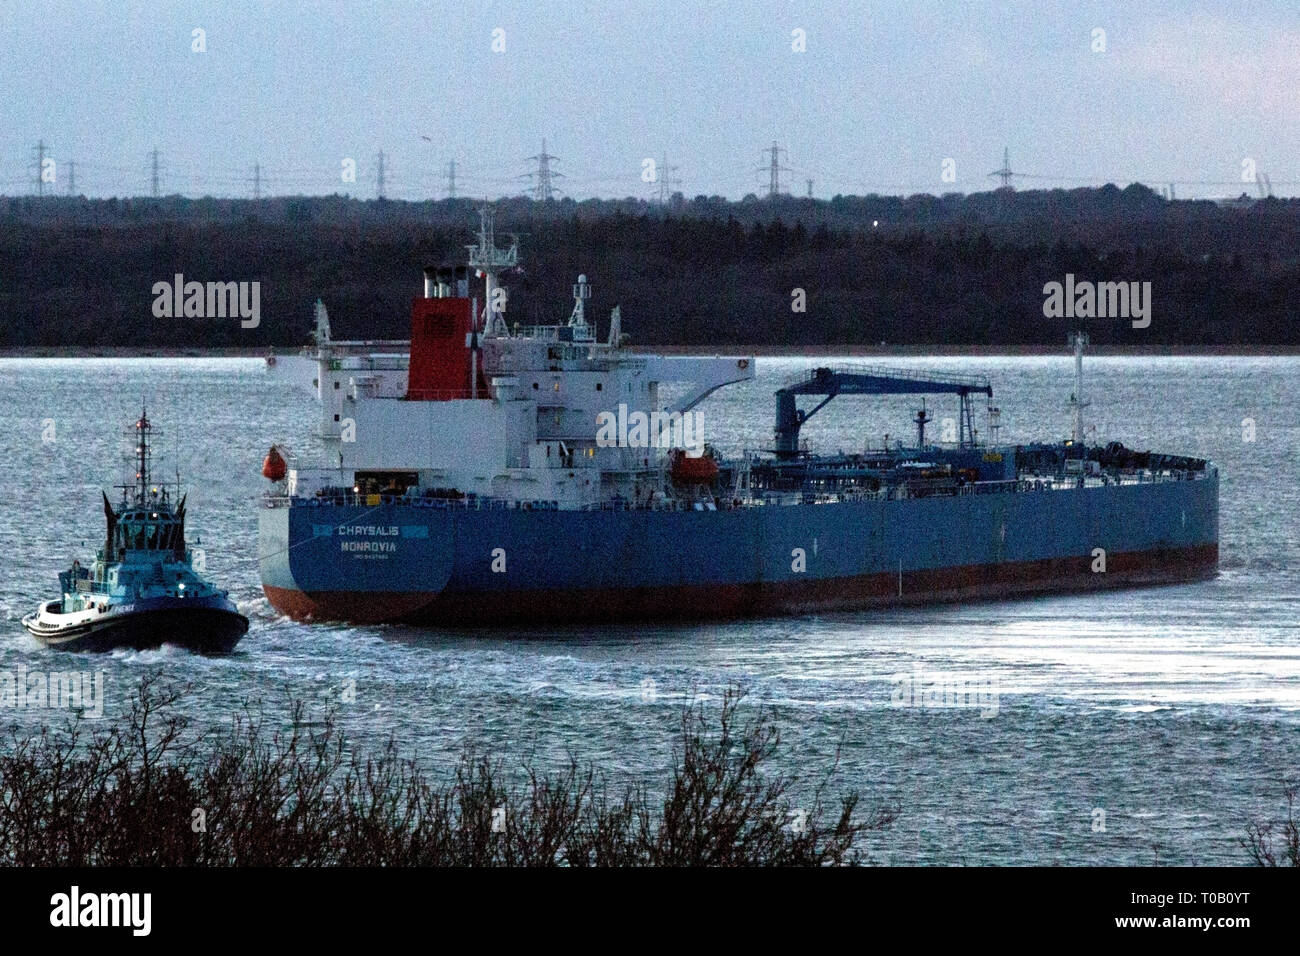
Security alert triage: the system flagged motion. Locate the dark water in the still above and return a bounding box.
[0,355,1296,865]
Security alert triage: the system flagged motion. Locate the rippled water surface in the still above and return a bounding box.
[0,355,1296,865]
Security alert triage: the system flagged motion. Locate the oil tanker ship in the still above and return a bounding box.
[258,211,1217,625]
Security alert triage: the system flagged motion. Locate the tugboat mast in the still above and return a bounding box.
[135,408,151,501]
[122,405,164,505]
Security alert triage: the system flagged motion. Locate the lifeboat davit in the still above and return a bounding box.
[669,449,719,484]
[262,445,287,482]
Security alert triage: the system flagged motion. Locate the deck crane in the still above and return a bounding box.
[774,365,994,459]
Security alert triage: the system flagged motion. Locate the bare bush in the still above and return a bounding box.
[0,677,894,867]
[1244,781,1300,867]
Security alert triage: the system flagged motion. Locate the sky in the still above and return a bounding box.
[0,0,1295,201]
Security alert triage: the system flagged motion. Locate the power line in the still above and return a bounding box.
[9,145,1300,201]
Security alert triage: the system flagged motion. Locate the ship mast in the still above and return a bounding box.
[115,406,172,508]
[1068,330,1090,445]
[134,406,153,503]
[569,274,592,340]
[466,206,518,337]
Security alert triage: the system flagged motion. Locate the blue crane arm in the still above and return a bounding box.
[774,365,993,458]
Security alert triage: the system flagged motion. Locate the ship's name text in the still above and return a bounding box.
[342,541,397,553]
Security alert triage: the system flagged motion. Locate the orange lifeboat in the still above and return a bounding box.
[262,445,287,482]
[669,449,719,484]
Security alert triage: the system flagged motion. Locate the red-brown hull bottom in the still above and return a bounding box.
[263,543,1218,627]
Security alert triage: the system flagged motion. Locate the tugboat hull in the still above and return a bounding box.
[23,597,248,655]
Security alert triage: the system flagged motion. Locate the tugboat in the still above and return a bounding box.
[22,408,248,654]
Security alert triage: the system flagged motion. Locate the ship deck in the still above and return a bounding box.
[265,465,1213,513]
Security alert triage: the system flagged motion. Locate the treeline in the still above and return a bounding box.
[2,185,1299,347]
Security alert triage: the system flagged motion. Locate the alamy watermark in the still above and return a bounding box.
[595,403,705,455]
[151,273,260,328]
[0,666,105,718]
[50,886,150,936]
[891,666,999,718]
[1042,273,1151,328]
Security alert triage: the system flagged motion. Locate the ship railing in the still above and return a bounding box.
[276,492,574,512]
[746,467,1208,505]
[509,326,562,340]
[1013,469,1207,493]
[260,465,1211,514]
[509,325,600,343]
[327,360,410,373]
[404,388,483,400]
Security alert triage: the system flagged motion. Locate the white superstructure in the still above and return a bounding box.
[270,211,754,510]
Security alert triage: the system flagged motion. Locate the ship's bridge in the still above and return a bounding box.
[114,506,182,554]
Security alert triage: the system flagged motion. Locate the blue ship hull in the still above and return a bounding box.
[260,474,1218,625]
